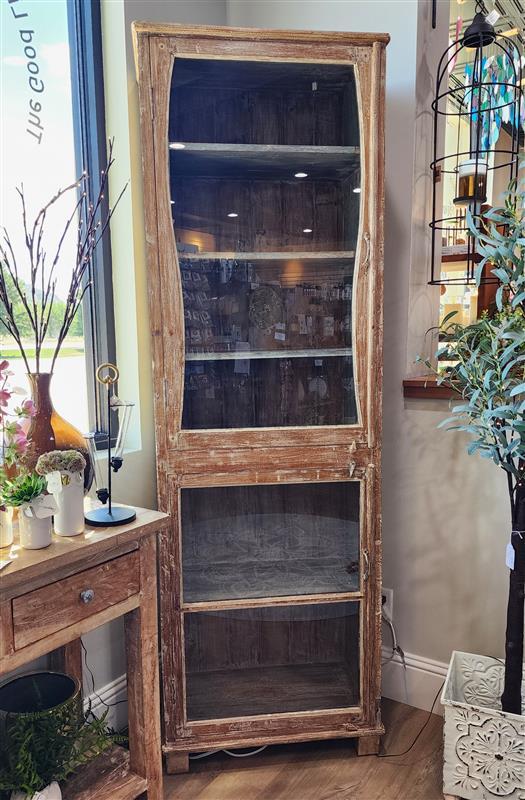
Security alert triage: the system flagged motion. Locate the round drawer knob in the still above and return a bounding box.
[80,588,95,604]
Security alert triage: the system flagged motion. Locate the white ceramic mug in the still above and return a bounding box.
[0,507,14,549]
[18,507,52,550]
[51,471,84,536]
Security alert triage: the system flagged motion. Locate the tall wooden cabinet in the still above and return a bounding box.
[133,22,388,770]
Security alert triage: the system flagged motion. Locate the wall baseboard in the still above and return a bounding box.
[85,673,128,732]
[86,650,449,733]
[381,647,449,715]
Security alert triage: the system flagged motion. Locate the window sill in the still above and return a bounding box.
[403,376,458,400]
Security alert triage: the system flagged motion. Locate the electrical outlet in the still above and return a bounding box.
[382,587,394,621]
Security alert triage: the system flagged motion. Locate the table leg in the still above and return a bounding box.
[125,533,163,800]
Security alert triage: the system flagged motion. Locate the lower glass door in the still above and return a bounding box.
[181,481,360,603]
[184,601,360,721]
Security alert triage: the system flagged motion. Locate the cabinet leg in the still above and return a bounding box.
[165,752,190,774]
[357,734,381,756]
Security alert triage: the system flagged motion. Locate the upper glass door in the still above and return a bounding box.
[168,58,362,429]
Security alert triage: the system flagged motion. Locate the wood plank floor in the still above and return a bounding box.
[164,699,444,800]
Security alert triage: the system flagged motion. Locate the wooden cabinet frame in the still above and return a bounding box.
[133,22,388,769]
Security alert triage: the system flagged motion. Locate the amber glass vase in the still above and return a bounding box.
[24,373,93,491]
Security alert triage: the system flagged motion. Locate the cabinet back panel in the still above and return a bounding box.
[181,482,360,601]
[169,59,359,146]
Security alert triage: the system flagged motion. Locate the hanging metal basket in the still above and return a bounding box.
[429,5,523,285]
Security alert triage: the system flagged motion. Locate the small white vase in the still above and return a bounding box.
[52,471,84,536]
[18,508,52,550]
[11,781,62,800]
[0,507,14,548]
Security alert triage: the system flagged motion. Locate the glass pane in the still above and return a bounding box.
[168,58,362,429]
[0,0,89,432]
[185,602,360,720]
[182,482,360,603]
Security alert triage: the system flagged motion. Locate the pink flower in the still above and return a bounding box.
[0,360,9,373]
[0,390,11,408]
[21,398,36,417]
[14,432,27,452]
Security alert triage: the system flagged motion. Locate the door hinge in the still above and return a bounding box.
[363,549,370,582]
[362,232,371,272]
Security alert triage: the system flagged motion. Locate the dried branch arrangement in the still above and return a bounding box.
[0,138,126,374]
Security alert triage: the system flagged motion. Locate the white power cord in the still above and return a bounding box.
[191,608,406,763]
[189,745,267,761]
[382,606,408,703]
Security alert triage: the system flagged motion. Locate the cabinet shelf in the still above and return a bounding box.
[170,142,360,179]
[179,250,356,261]
[61,746,147,800]
[185,347,353,362]
[183,556,359,603]
[186,662,359,721]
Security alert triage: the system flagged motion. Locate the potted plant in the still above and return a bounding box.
[0,139,125,490]
[421,172,525,799]
[1,474,56,550]
[0,671,113,800]
[0,360,36,548]
[35,451,86,537]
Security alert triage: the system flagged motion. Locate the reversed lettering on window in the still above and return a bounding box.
[7,0,45,143]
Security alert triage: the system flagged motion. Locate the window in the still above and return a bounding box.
[437,0,524,329]
[0,0,115,437]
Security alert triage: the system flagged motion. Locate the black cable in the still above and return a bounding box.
[376,653,506,762]
[376,680,444,760]
[80,639,128,711]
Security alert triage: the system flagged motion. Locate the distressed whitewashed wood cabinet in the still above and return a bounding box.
[133,21,388,772]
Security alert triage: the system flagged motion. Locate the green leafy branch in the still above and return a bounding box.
[0,697,116,798]
[466,163,525,313]
[419,162,525,518]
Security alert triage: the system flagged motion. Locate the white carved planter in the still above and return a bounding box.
[442,651,525,800]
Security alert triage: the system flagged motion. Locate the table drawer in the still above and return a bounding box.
[12,551,140,649]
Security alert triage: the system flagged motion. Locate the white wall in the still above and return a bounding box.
[94,0,510,714]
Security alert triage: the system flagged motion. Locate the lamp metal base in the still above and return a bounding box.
[85,505,137,528]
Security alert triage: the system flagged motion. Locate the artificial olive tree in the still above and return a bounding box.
[423,171,525,714]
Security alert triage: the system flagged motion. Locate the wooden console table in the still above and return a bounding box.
[0,505,169,800]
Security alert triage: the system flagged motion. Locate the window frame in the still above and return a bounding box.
[67,0,117,444]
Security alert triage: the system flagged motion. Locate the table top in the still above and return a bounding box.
[0,502,169,594]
